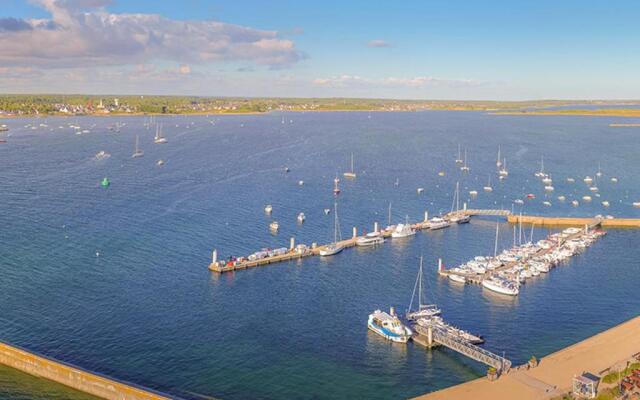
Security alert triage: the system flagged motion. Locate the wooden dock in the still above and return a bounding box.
[209,218,432,273]
[209,210,640,274]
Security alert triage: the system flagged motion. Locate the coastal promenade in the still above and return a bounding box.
[0,340,172,400]
[415,315,640,400]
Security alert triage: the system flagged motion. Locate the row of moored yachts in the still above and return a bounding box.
[446,227,606,296]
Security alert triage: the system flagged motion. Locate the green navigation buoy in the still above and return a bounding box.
[101,177,110,187]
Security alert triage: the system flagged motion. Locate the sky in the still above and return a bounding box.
[1,0,640,99]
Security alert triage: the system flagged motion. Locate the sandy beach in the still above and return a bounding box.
[416,315,640,400]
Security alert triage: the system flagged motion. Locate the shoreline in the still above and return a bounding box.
[492,109,640,117]
[415,315,640,400]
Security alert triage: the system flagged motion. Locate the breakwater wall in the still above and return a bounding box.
[0,340,172,400]
[507,215,640,228]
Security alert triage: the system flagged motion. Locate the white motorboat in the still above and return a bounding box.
[356,232,384,247]
[611,177,618,183]
[429,217,450,230]
[448,274,466,284]
[543,201,552,207]
[572,200,580,207]
[567,177,575,183]
[601,201,610,208]
[514,199,524,205]
[367,308,412,343]
[297,212,306,223]
[582,195,592,202]
[482,276,519,296]
[545,185,554,192]
[264,204,273,214]
[269,221,279,232]
[469,190,478,197]
[417,188,424,194]
[94,150,111,161]
[584,176,593,184]
[156,159,165,166]
[557,195,566,202]
[392,216,416,238]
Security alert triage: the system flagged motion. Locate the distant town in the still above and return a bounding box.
[1,95,638,117]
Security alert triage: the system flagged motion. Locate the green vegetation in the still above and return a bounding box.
[602,362,640,384]
[2,95,639,117]
[0,365,99,400]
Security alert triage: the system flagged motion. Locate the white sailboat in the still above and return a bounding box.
[483,175,493,192]
[154,123,167,144]
[499,158,508,176]
[343,153,356,178]
[406,256,441,321]
[319,202,343,256]
[460,148,470,172]
[131,135,144,158]
[455,144,463,164]
[534,156,545,177]
[449,182,470,223]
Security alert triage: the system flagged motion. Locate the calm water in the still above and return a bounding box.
[0,111,639,399]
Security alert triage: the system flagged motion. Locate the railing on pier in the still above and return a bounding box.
[463,209,512,217]
[414,325,512,373]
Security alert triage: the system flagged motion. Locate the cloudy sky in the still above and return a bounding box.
[1,0,640,99]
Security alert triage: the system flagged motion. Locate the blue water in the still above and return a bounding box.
[0,111,639,399]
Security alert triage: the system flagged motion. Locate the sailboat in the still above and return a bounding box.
[343,153,356,178]
[406,256,441,321]
[131,135,144,158]
[499,158,508,176]
[455,144,463,164]
[496,146,502,168]
[483,175,493,192]
[154,123,167,144]
[449,181,470,223]
[534,156,545,177]
[319,202,343,256]
[460,148,470,172]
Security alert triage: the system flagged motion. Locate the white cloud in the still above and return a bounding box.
[0,0,303,69]
[367,39,392,48]
[313,75,481,88]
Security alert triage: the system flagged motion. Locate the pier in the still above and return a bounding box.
[413,324,512,373]
[209,210,640,273]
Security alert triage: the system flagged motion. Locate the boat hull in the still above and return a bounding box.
[367,321,410,343]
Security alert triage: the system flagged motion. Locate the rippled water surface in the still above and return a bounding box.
[0,111,639,399]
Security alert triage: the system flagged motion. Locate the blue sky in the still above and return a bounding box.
[1,0,639,99]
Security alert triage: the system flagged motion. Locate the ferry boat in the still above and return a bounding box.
[356,232,384,247]
[482,276,519,296]
[343,153,357,179]
[367,308,412,343]
[392,217,416,238]
[429,217,450,230]
[131,135,144,158]
[406,257,441,321]
[154,124,167,144]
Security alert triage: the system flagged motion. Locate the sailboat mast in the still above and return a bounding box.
[494,221,500,257]
[350,153,354,173]
[388,202,392,226]
[456,182,460,212]
[418,256,423,307]
[333,201,339,243]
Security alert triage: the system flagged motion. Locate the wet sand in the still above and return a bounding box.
[416,315,640,400]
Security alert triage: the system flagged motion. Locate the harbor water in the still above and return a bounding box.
[0,111,639,399]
